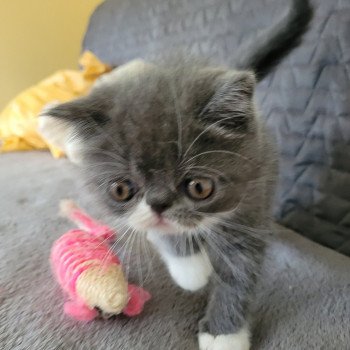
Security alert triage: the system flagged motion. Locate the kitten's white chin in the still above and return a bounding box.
[131,218,180,235]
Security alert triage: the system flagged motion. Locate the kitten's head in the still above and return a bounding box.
[43,59,262,235]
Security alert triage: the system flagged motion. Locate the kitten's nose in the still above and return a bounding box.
[150,202,171,214]
[146,188,174,215]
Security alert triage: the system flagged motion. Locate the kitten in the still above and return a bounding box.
[40,1,312,349]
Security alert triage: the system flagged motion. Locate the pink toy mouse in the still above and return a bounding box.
[50,200,151,321]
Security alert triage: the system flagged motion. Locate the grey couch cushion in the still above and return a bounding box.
[83,0,350,255]
[1,152,350,349]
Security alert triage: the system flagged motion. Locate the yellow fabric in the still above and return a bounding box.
[0,51,111,157]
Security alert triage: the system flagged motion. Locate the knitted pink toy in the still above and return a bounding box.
[50,200,151,321]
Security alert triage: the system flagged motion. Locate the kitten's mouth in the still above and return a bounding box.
[155,215,169,227]
[148,214,192,234]
[127,201,202,234]
[151,215,202,234]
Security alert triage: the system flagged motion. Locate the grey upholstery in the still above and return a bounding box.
[83,0,350,255]
[1,152,350,350]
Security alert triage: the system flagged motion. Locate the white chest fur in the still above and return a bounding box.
[148,231,213,292]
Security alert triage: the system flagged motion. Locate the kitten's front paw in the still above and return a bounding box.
[198,328,250,350]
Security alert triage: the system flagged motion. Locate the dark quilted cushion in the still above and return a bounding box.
[83,0,350,255]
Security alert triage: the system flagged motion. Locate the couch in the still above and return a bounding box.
[1,0,350,349]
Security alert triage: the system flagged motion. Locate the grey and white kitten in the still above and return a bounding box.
[40,1,312,349]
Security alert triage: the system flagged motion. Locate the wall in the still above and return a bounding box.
[0,0,103,109]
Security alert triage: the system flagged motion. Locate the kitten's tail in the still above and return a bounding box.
[233,0,313,81]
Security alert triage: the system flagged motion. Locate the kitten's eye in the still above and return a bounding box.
[184,178,214,200]
[109,180,136,202]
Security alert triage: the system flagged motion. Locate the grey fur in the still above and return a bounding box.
[42,0,312,344]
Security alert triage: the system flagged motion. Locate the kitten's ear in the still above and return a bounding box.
[41,97,110,125]
[200,71,256,134]
[38,97,109,164]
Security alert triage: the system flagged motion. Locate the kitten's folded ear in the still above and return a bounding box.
[38,97,109,164]
[41,97,110,125]
[200,71,256,135]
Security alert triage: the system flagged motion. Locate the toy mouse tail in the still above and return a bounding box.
[59,199,115,240]
[60,199,78,218]
[123,285,152,317]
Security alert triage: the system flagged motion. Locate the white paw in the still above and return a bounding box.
[198,328,250,350]
[163,252,213,292]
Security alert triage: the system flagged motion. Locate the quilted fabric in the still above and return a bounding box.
[83,0,350,255]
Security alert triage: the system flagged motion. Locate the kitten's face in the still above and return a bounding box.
[46,61,261,235]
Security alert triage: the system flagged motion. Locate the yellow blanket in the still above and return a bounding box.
[0,51,111,157]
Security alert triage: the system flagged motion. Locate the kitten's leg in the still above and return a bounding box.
[148,233,213,292]
[198,239,264,350]
[199,286,251,350]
